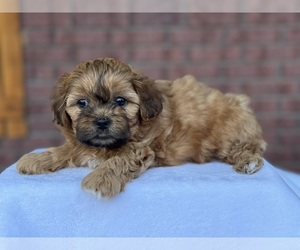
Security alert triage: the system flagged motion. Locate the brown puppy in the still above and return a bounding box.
[17,58,267,198]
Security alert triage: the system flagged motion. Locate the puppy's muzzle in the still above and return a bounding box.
[95,116,111,130]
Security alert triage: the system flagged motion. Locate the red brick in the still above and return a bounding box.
[279,133,300,145]
[245,13,299,24]
[188,13,240,26]
[131,13,182,26]
[188,47,221,62]
[131,65,165,79]
[24,30,51,45]
[243,80,298,96]
[24,47,71,63]
[195,65,220,78]
[244,46,299,61]
[111,30,165,45]
[73,30,109,45]
[266,46,299,60]
[54,29,109,47]
[226,28,279,43]
[0,154,16,169]
[280,99,300,112]
[166,48,186,62]
[132,47,166,61]
[26,84,53,101]
[24,137,63,149]
[284,28,300,41]
[251,99,277,112]
[27,104,52,114]
[283,63,300,76]
[21,13,51,27]
[224,64,278,78]
[261,131,277,145]
[25,65,55,79]
[258,117,297,129]
[243,47,264,61]
[222,47,241,60]
[167,65,220,79]
[188,46,241,62]
[275,163,300,172]
[74,13,129,26]
[132,47,184,62]
[28,119,56,132]
[76,48,129,62]
[53,64,76,77]
[268,148,293,162]
[52,30,74,44]
[266,149,297,162]
[166,66,189,79]
[204,81,242,94]
[170,29,223,44]
[50,13,72,26]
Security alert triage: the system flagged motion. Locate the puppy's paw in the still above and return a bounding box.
[81,168,123,199]
[17,151,56,175]
[233,157,264,175]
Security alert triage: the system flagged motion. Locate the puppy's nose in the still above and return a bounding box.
[95,116,111,130]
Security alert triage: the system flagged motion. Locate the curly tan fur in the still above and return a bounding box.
[17,58,267,198]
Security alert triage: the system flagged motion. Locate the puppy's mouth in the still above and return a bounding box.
[76,131,130,149]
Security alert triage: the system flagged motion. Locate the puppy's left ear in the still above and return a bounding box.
[132,78,163,120]
[50,73,72,128]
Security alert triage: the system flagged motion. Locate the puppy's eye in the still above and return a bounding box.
[77,99,88,108]
[115,97,127,107]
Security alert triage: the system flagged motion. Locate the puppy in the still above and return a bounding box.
[17,58,267,198]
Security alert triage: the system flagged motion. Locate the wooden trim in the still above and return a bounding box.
[0,13,26,137]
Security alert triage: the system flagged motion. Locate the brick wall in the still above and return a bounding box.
[0,13,299,172]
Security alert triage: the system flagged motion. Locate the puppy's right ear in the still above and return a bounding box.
[132,78,163,121]
[50,73,72,128]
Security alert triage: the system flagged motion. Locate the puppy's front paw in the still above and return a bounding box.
[81,168,123,199]
[17,151,55,175]
[233,157,264,174]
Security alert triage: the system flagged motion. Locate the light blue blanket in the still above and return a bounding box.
[0,149,299,237]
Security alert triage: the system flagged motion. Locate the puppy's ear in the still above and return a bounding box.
[132,78,163,120]
[50,73,72,128]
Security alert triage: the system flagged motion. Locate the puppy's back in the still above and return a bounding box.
[153,75,265,167]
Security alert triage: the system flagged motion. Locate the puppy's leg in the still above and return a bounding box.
[220,139,267,174]
[82,147,155,198]
[17,145,71,175]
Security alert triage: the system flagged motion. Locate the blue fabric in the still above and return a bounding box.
[0,149,299,237]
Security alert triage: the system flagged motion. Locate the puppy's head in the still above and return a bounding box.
[51,58,162,148]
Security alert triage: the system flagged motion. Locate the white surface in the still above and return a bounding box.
[0,150,299,237]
